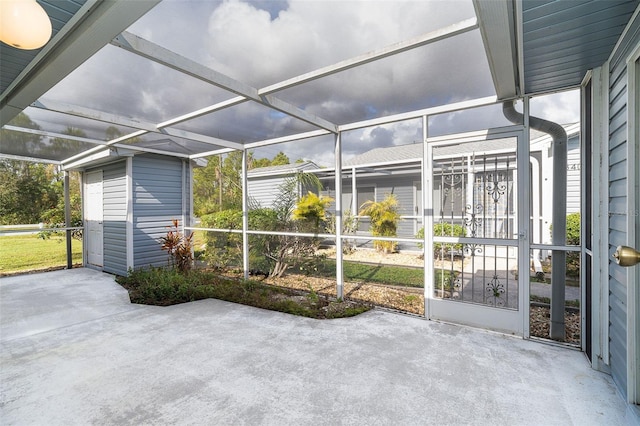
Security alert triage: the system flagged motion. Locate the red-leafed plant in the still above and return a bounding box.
[160,219,193,272]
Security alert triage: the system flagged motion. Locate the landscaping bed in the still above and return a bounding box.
[261,273,424,314]
[116,267,371,319]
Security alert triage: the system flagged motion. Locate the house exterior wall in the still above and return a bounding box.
[247,175,289,208]
[566,135,581,213]
[101,161,128,276]
[322,172,420,250]
[607,11,640,400]
[132,154,185,269]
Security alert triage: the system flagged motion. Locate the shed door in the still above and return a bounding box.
[86,171,103,267]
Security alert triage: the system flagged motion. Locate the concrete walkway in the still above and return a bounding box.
[0,269,630,425]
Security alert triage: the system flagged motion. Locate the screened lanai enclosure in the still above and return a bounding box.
[2,0,640,413]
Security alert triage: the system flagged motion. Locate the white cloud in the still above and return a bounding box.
[530,90,581,125]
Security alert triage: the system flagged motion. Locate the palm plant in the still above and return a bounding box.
[359,194,400,253]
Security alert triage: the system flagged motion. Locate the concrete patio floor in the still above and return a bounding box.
[0,269,630,425]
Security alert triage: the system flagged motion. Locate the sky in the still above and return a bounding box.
[35,0,580,166]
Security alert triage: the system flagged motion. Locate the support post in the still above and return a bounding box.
[550,139,568,341]
[241,150,249,280]
[422,115,431,318]
[64,170,72,269]
[351,167,357,214]
[335,132,344,299]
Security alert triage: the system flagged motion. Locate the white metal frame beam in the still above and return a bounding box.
[259,17,478,95]
[3,125,108,146]
[31,98,245,151]
[31,99,159,133]
[339,95,497,132]
[111,31,339,133]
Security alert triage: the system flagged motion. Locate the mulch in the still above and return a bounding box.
[261,271,580,344]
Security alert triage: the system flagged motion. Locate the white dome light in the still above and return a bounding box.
[0,0,52,50]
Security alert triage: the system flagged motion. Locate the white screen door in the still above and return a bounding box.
[85,170,103,267]
[425,130,528,335]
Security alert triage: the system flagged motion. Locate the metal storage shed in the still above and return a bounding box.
[67,147,199,276]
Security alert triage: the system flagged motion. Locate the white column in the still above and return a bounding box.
[520,97,531,338]
[422,115,432,318]
[351,167,357,214]
[241,149,249,280]
[64,170,72,269]
[335,132,344,299]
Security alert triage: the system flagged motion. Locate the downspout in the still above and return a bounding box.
[503,100,567,341]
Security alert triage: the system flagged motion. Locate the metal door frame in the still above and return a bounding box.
[423,125,529,336]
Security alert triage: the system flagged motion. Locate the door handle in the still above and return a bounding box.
[613,245,640,267]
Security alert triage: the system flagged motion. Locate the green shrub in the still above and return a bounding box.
[416,222,466,259]
[549,212,580,277]
[200,208,279,269]
[115,267,370,318]
[565,212,580,277]
[566,212,580,245]
[292,191,333,231]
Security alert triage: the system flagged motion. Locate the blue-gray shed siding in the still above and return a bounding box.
[133,155,185,269]
[607,11,639,398]
[101,161,128,276]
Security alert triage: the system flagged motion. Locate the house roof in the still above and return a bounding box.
[342,123,580,168]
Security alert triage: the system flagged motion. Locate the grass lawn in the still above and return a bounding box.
[313,259,429,288]
[0,234,83,275]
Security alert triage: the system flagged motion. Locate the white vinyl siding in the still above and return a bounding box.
[101,161,127,276]
[132,155,185,269]
[607,12,640,398]
[566,135,581,213]
[248,176,289,209]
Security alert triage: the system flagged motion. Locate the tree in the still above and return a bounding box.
[1,112,42,156]
[270,151,290,166]
[193,150,295,216]
[0,160,56,225]
[193,155,223,216]
[37,129,84,233]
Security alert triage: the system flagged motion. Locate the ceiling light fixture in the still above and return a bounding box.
[0,0,52,50]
